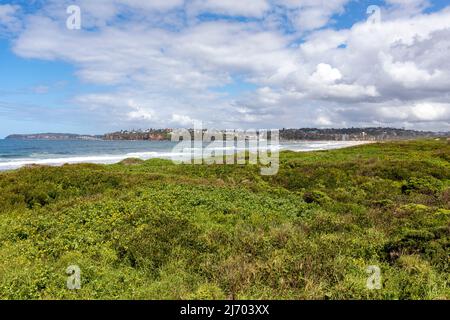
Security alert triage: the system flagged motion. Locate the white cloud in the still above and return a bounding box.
[190,0,270,18]
[117,0,184,11]
[0,4,21,34]
[171,114,195,126]
[411,102,449,121]
[4,1,450,131]
[311,63,342,84]
[381,53,442,88]
[277,0,351,31]
[127,100,154,121]
[378,102,450,122]
[316,115,332,126]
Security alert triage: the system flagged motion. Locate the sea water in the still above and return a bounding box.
[0,139,367,171]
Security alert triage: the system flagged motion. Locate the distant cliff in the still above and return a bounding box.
[103,129,172,141]
[5,133,103,141]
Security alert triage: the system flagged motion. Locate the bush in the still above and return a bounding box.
[303,190,331,205]
[119,158,145,166]
[401,177,443,195]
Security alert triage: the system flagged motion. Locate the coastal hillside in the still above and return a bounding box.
[0,140,448,299]
[5,127,447,141]
[5,133,103,141]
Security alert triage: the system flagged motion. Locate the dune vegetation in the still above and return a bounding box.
[0,139,448,299]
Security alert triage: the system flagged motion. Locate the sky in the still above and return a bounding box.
[0,0,450,137]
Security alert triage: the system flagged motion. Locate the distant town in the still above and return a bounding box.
[4,127,449,142]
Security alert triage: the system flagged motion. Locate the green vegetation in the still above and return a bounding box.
[0,139,448,300]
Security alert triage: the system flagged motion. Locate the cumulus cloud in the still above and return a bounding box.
[3,1,450,131]
[311,63,342,84]
[381,53,442,88]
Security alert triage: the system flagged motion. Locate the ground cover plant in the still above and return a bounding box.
[0,139,448,299]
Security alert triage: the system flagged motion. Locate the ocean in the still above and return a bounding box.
[0,139,367,171]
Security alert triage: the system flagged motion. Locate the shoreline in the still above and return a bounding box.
[0,140,374,172]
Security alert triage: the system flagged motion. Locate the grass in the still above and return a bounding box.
[0,139,448,299]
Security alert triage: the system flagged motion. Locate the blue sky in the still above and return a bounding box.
[0,0,450,137]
